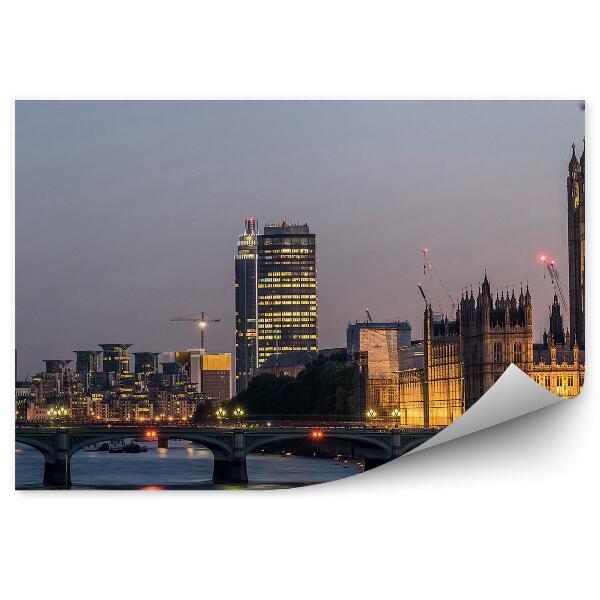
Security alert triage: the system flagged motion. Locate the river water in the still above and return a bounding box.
[15,440,363,490]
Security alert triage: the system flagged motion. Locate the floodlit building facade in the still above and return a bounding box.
[256,222,318,368]
[197,353,232,403]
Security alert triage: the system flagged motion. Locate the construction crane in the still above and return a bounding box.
[365,308,373,323]
[422,248,456,315]
[416,282,429,306]
[540,256,569,316]
[169,311,221,352]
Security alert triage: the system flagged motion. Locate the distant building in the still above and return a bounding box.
[256,222,318,368]
[347,321,411,361]
[197,353,231,403]
[258,350,318,378]
[74,350,102,373]
[133,352,159,374]
[347,321,411,418]
[43,359,73,374]
[15,381,32,420]
[234,218,259,394]
[99,344,131,374]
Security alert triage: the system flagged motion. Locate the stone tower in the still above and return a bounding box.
[567,141,585,349]
[460,273,533,409]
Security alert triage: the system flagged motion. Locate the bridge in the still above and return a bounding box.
[15,425,438,487]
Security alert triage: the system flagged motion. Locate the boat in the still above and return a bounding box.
[98,443,110,452]
[108,444,124,453]
[123,442,142,453]
[140,445,148,452]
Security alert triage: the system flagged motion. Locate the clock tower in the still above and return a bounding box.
[567,141,585,349]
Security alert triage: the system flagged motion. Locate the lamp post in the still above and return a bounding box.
[390,408,401,429]
[233,407,245,427]
[215,407,226,427]
[46,406,68,425]
[366,408,377,427]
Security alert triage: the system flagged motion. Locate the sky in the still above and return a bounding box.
[15,100,584,379]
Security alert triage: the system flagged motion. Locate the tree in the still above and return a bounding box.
[228,352,356,418]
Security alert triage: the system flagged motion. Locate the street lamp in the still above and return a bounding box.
[390,408,401,428]
[215,407,227,425]
[233,407,245,427]
[46,406,68,424]
[366,409,377,427]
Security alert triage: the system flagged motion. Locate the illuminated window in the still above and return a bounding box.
[513,342,522,363]
[493,342,502,363]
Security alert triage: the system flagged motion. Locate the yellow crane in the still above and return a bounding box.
[169,311,221,352]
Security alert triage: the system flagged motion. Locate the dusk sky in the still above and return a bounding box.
[15,100,584,379]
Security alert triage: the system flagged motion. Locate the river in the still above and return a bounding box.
[15,440,363,489]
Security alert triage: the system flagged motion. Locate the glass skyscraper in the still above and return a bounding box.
[234,218,258,394]
[256,222,318,368]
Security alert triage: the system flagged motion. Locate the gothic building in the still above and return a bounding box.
[531,293,584,398]
[459,273,533,409]
[423,306,463,427]
[421,272,533,422]
[567,141,585,349]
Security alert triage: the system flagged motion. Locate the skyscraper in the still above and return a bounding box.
[234,218,258,393]
[567,142,585,349]
[256,222,318,367]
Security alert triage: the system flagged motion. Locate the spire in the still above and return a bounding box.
[580,137,585,167]
[570,142,580,169]
[482,269,491,296]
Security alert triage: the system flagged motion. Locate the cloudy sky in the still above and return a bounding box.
[15,100,584,378]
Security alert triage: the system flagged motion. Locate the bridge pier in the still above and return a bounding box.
[158,436,169,449]
[43,456,71,487]
[212,456,248,484]
[43,429,71,488]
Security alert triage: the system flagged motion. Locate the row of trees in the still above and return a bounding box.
[226,351,357,418]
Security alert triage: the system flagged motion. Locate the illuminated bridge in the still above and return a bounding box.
[15,425,438,487]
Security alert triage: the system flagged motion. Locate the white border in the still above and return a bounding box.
[2,2,597,599]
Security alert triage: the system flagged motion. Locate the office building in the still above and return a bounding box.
[234,218,259,394]
[198,353,231,403]
[256,222,317,368]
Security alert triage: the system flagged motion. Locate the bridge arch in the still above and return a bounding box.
[400,437,430,454]
[68,432,234,461]
[15,435,56,458]
[242,431,391,457]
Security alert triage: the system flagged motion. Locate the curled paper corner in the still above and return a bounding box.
[406,364,564,455]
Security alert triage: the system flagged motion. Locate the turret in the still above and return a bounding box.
[549,293,565,346]
[569,142,580,172]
